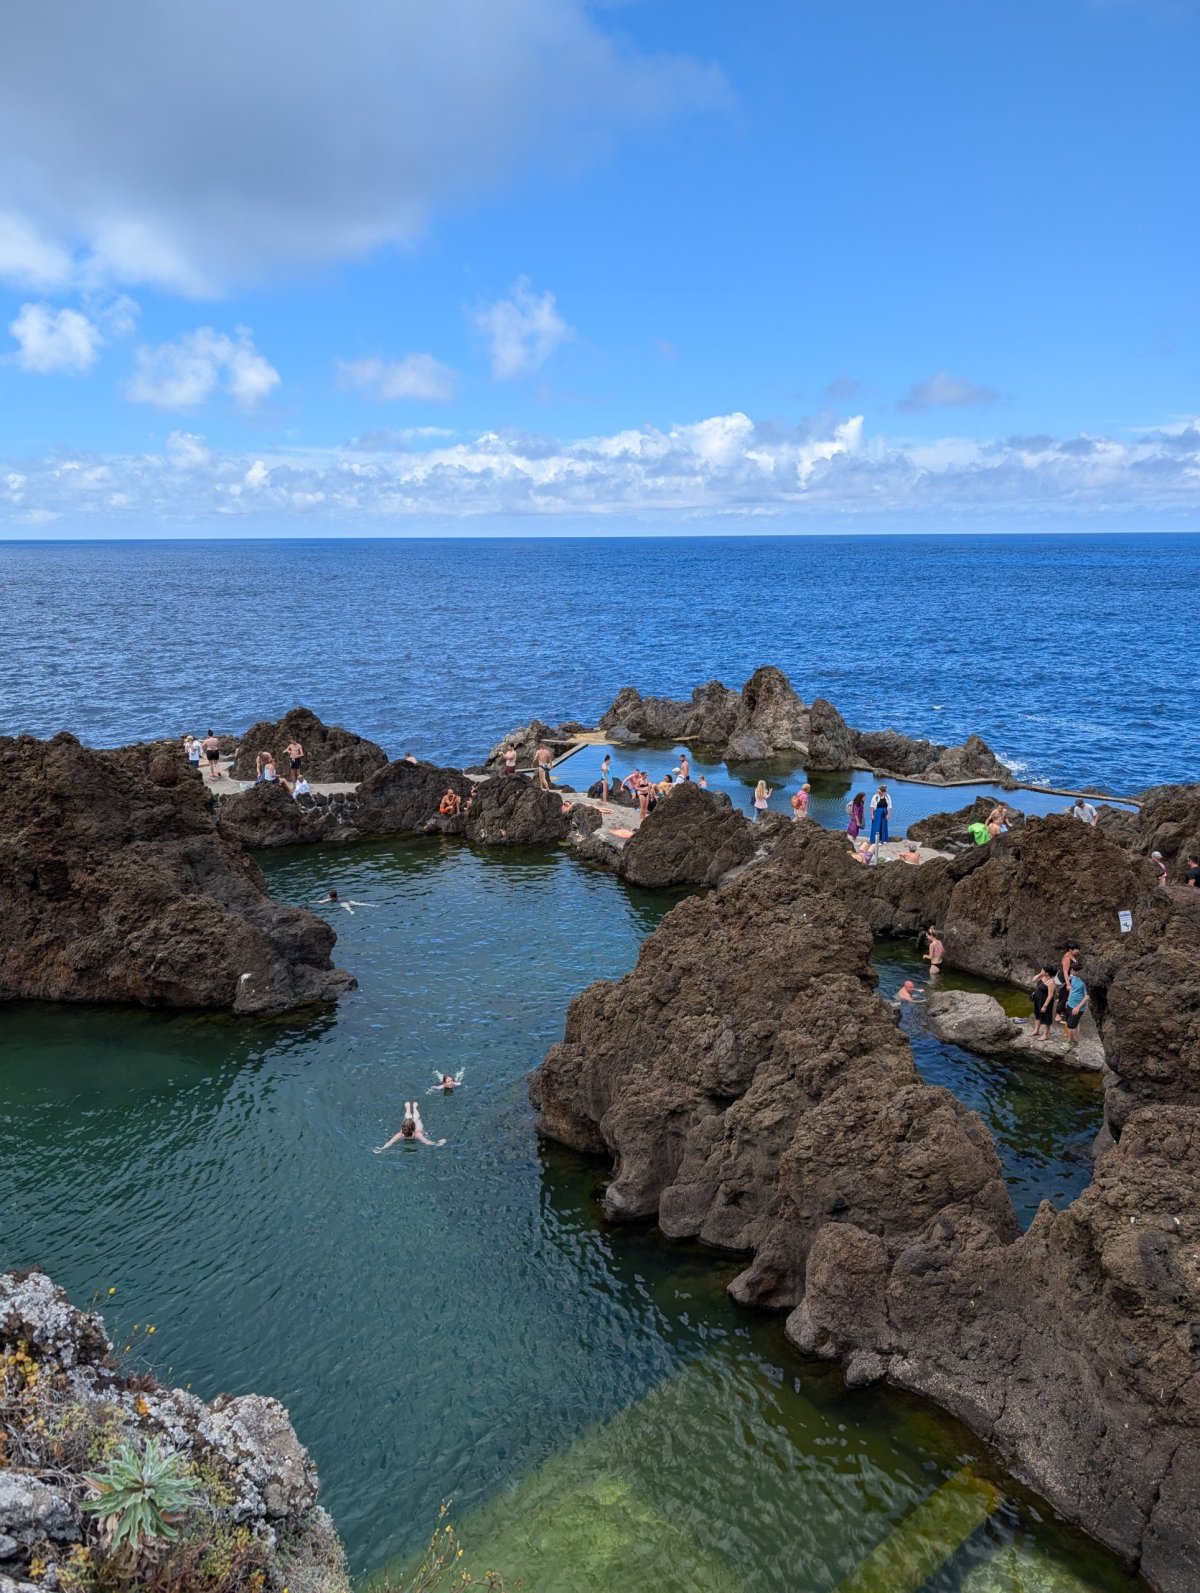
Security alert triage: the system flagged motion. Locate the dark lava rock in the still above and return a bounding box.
[355,761,570,847]
[615,781,771,889]
[354,758,474,835]
[1129,785,1200,876]
[0,733,353,1014]
[790,1106,1200,1589]
[530,865,1016,1315]
[230,706,388,783]
[724,666,811,763]
[598,681,740,746]
[906,795,1026,853]
[217,782,360,849]
[465,774,572,847]
[853,727,1009,782]
[807,697,858,770]
[587,779,637,809]
[482,719,584,772]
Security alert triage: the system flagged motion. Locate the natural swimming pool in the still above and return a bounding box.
[0,838,1136,1590]
[554,740,1134,834]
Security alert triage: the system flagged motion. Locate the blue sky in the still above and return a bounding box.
[1,0,1197,534]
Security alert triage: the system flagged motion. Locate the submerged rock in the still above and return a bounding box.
[0,733,353,1014]
[229,705,388,783]
[0,1269,349,1593]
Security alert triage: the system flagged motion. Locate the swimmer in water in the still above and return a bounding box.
[428,1070,466,1093]
[314,889,373,915]
[374,1102,444,1150]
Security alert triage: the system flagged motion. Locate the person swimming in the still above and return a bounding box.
[429,1070,466,1093]
[374,1101,444,1150]
[314,889,374,915]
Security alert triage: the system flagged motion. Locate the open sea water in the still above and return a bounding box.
[1,532,1181,1590]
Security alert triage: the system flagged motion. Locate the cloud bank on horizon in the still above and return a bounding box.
[0,0,1196,532]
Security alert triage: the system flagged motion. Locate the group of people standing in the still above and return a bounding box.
[1031,944,1090,1046]
[182,731,309,795]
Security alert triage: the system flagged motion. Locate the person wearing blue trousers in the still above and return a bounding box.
[869,784,892,844]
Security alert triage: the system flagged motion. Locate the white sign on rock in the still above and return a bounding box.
[1118,910,1133,934]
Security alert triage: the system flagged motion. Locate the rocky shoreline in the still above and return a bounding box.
[0,1270,348,1593]
[5,673,1199,1587]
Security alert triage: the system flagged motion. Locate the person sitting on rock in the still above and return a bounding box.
[292,775,311,798]
[849,837,875,865]
[986,803,1011,837]
[896,979,925,1003]
[438,788,462,817]
[403,751,419,764]
[429,1070,466,1093]
[896,841,922,864]
[923,927,944,977]
[374,1102,444,1151]
[257,756,289,791]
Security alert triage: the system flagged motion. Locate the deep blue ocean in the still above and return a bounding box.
[1,532,1196,793]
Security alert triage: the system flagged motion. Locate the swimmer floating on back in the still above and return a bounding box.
[314,889,374,915]
[374,1102,444,1150]
[429,1070,466,1093]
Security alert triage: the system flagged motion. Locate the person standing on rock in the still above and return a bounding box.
[790,782,811,821]
[503,743,518,777]
[202,730,221,781]
[533,745,553,790]
[184,734,202,774]
[846,791,865,839]
[1151,851,1169,888]
[599,753,612,809]
[1057,943,1080,1023]
[284,737,304,780]
[752,780,772,820]
[678,752,690,781]
[869,784,892,844]
[1030,966,1058,1040]
[1064,967,1089,1046]
[1185,855,1200,888]
[1068,797,1098,825]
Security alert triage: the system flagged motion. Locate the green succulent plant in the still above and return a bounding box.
[82,1436,203,1552]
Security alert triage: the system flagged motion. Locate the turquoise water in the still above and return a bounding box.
[0,837,1136,1588]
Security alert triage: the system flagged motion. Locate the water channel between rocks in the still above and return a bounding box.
[0,837,1134,1591]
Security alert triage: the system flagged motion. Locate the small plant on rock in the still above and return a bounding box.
[83,1436,203,1552]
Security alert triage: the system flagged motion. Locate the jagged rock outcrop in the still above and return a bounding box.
[596,671,1011,781]
[789,1107,1200,1590]
[586,779,637,809]
[923,988,1104,1071]
[353,761,571,847]
[615,782,773,889]
[854,728,1009,783]
[230,706,388,783]
[724,666,811,762]
[906,796,1027,853]
[0,1269,349,1593]
[1122,785,1200,875]
[531,866,1017,1315]
[354,758,475,835]
[598,681,742,746]
[465,772,572,847]
[0,734,353,1014]
[481,719,587,773]
[807,697,858,770]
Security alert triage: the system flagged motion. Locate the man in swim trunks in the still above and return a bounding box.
[284,738,304,777]
[503,744,518,777]
[202,730,221,780]
[533,745,553,790]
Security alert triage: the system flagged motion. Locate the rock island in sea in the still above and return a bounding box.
[3,663,1199,1591]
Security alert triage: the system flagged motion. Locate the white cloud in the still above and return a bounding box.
[0,2,721,295]
[898,371,999,412]
[0,212,73,291]
[474,278,572,379]
[8,303,104,374]
[337,353,457,403]
[4,411,1197,527]
[126,327,280,411]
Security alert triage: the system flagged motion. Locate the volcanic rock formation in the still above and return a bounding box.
[905,796,1027,853]
[614,781,775,889]
[230,706,388,783]
[0,734,353,1014]
[596,668,1010,781]
[531,810,1200,1587]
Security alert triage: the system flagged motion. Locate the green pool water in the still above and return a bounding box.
[0,840,1140,1590]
